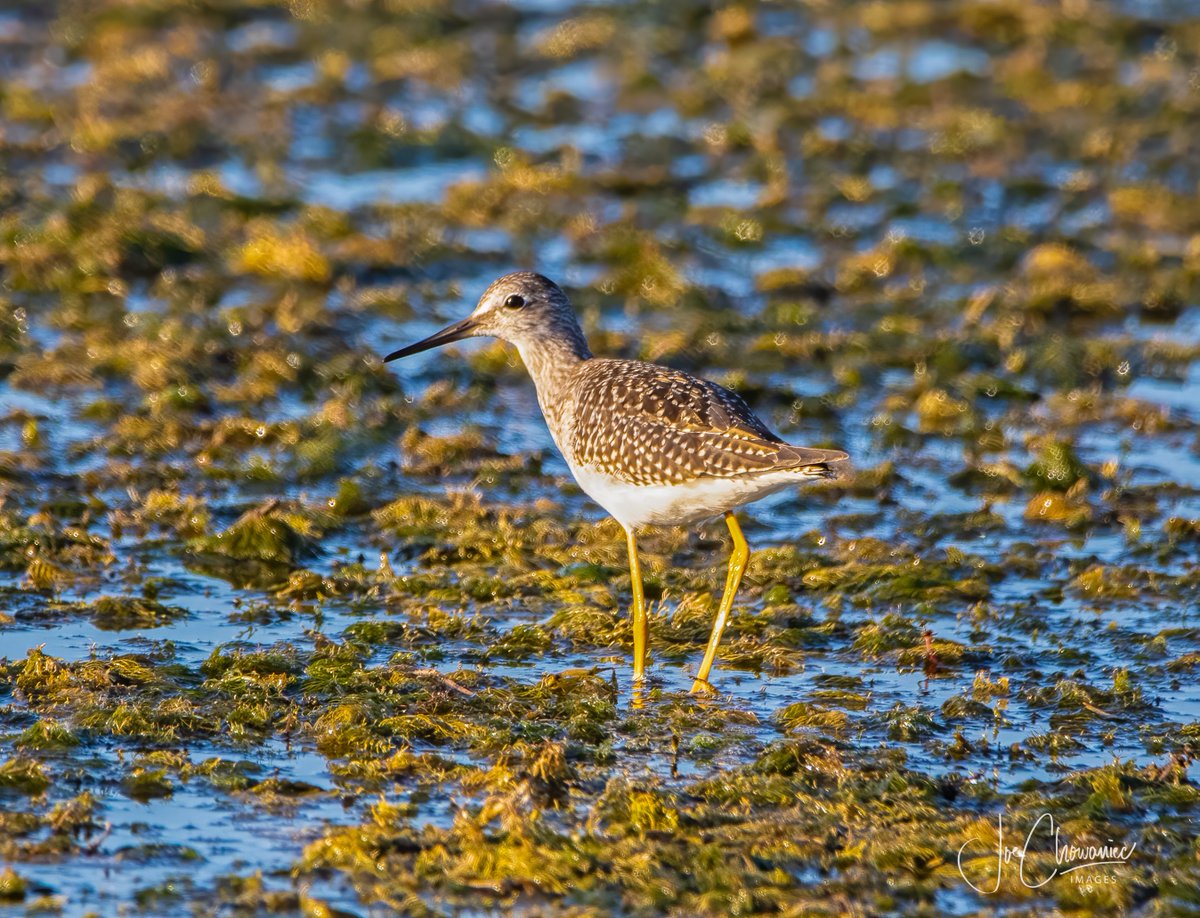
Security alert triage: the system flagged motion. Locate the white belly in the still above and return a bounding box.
[568,462,799,530]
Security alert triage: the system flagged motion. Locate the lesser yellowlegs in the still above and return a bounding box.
[385,272,848,693]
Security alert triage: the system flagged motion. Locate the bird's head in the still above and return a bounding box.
[384,272,589,362]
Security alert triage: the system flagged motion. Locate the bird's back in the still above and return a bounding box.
[563,358,846,486]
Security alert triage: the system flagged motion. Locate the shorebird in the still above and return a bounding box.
[385,273,847,693]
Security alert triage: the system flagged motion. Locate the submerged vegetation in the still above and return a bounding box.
[0,0,1199,913]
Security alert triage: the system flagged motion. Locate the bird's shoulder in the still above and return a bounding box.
[570,358,781,442]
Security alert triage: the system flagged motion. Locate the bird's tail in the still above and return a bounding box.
[780,446,850,480]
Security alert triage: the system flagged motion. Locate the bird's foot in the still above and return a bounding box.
[689,678,716,695]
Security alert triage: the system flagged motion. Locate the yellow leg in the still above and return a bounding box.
[626,527,648,681]
[691,512,749,694]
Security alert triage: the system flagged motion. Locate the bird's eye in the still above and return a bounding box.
[504,293,526,309]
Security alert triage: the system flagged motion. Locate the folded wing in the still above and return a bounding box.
[569,360,847,486]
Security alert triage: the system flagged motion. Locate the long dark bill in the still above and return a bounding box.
[383,316,478,362]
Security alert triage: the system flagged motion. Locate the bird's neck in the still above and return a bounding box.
[517,332,590,394]
[515,330,591,440]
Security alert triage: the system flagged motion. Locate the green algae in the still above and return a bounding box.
[0,757,51,796]
[84,596,189,630]
[14,720,79,752]
[121,767,174,803]
[189,501,326,567]
[0,868,26,903]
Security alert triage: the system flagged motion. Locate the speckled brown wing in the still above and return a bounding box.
[568,359,846,485]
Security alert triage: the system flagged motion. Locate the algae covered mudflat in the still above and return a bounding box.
[1,0,1199,914]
